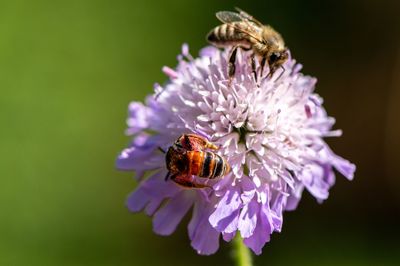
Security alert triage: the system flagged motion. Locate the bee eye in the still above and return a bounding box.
[269,53,280,63]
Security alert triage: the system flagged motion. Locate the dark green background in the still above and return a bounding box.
[1,0,399,265]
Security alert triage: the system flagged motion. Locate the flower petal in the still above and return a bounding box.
[301,164,330,201]
[126,171,180,213]
[153,190,195,236]
[331,154,356,180]
[238,200,258,238]
[285,183,304,211]
[189,194,220,255]
[126,102,151,135]
[209,186,241,232]
[243,204,272,255]
[116,134,165,177]
[222,232,235,242]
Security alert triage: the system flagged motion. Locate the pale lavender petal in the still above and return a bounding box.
[126,102,151,135]
[301,165,330,200]
[331,154,356,180]
[162,66,178,79]
[199,46,218,57]
[126,186,148,213]
[209,186,241,232]
[116,134,165,176]
[153,190,195,235]
[222,232,235,242]
[270,192,285,232]
[238,200,258,238]
[144,196,163,216]
[126,171,180,213]
[116,146,163,173]
[189,195,220,255]
[243,204,272,255]
[181,43,189,57]
[285,184,304,211]
[240,176,256,204]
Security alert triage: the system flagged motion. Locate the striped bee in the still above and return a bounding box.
[207,8,288,82]
[165,134,230,188]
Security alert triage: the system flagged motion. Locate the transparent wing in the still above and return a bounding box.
[216,11,244,23]
[215,10,263,43]
[215,11,262,41]
[234,7,264,26]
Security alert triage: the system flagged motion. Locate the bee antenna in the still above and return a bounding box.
[158,147,166,154]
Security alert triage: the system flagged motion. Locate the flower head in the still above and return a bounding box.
[116,44,355,255]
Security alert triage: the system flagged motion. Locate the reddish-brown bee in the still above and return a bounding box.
[165,134,230,188]
[173,134,219,151]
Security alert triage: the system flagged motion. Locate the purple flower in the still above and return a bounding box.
[116,44,355,255]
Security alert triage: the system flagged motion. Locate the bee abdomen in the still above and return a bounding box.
[187,150,204,177]
[207,23,248,45]
[198,151,229,179]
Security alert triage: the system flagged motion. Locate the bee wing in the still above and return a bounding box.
[234,7,264,27]
[216,10,263,43]
[215,11,245,23]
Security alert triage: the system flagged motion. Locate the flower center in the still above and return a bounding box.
[234,125,248,145]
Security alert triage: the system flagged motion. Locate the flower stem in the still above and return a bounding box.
[233,234,253,266]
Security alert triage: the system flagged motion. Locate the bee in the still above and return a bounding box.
[207,8,289,81]
[174,133,219,151]
[165,134,230,188]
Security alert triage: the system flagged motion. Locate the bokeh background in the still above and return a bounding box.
[1,0,399,265]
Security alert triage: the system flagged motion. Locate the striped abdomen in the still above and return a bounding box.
[186,150,230,179]
[207,22,252,48]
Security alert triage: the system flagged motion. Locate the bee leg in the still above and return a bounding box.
[165,171,172,181]
[228,46,239,84]
[275,65,285,80]
[260,57,267,79]
[170,174,192,188]
[171,174,209,189]
[250,54,258,85]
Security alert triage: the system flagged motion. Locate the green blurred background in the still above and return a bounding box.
[1,0,399,265]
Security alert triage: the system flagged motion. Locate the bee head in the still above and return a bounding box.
[166,146,188,173]
[268,49,288,66]
[267,49,289,75]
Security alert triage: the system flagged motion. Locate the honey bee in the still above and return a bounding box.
[165,134,230,188]
[207,8,289,81]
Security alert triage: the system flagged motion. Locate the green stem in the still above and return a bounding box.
[233,234,253,266]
